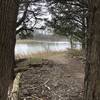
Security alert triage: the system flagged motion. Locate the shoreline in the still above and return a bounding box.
[16,39,68,44]
[15,51,67,59]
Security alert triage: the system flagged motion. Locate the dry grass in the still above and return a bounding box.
[16,49,83,60]
[16,51,66,67]
[16,51,66,60]
[16,40,34,44]
[16,49,84,64]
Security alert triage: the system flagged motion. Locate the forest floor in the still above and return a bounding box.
[16,50,85,100]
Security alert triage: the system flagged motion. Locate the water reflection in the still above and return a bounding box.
[15,41,81,55]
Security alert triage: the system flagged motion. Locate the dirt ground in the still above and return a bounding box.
[18,53,84,100]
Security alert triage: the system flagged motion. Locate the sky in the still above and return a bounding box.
[17,0,52,35]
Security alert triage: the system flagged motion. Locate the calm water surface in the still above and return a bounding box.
[15,41,81,55]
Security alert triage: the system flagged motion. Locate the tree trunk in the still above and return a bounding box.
[69,34,74,49]
[0,0,18,100]
[81,5,86,51]
[84,0,100,100]
[82,41,85,50]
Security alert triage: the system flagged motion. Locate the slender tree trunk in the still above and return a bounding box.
[81,5,86,51]
[0,0,18,100]
[82,41,85,50]
[84,0,100,100]
[69,34,74,49]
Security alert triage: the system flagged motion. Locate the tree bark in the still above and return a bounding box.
[70,35,74,49]
[0,0,18,100]
[84,0,100,100]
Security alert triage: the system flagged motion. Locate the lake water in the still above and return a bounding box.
[15,41,81,56]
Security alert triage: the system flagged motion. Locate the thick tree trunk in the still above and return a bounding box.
[84,0,100,100]
[0,0,18,100]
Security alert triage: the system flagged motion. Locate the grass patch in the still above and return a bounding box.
[16,51,65,59]
[16,51,66,64]
[16,39,32,44]
[30,57,42,63]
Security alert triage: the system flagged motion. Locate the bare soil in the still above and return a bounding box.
[18,53,84,100]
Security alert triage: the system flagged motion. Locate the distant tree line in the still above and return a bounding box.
[16,0,88,48]
[46,0,88,49]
